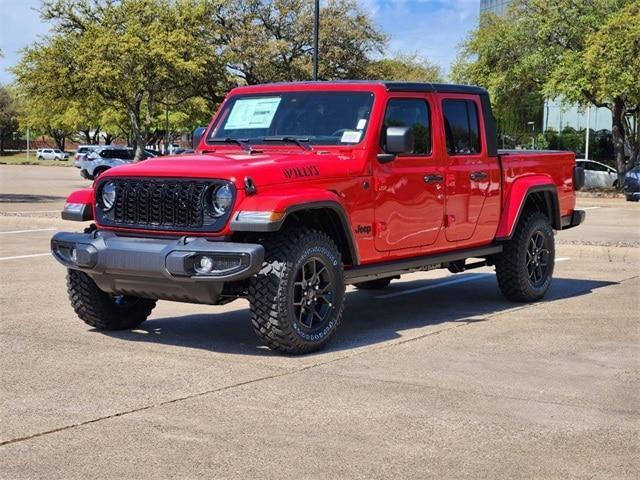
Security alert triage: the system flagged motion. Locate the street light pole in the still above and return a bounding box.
[585,104,591,161]
[26,126,30,162]
[312,0,319,81]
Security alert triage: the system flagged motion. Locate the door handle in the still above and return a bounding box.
[424,174,444,184]
[470,171,488,181]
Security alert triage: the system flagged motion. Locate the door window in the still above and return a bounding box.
[586,161,607,172]
[442,100,481,154]
[382,99,431,155]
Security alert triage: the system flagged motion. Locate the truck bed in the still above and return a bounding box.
[498,149,577,219]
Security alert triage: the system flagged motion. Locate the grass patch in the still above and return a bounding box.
[0,151,75,167]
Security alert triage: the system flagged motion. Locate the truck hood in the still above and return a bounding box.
[101,151,355,189]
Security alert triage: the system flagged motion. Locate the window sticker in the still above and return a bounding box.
[356,118,367,130]
[340,130,362,143]
[225,97,282,130]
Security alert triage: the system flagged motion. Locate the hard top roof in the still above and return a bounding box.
[234,80,487,95]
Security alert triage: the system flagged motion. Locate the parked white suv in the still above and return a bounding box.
[36,148,69,161]
[80,146,135,180]
[79,146,159,179]
[74,145,101,168]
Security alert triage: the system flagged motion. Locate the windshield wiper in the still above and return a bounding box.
[209,137,253,154]
[261,136,312,151]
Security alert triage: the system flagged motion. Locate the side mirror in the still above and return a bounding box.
[192,126,206,150]
[378,126,414,163]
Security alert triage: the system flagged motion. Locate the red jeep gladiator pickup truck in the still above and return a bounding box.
[52,81,585,353]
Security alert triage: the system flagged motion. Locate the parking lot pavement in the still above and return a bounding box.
[1,165,638,478]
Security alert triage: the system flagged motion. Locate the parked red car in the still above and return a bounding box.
[52,81,585,353]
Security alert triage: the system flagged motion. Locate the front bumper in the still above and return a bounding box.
[51,231,264,304]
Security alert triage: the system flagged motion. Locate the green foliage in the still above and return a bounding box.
[217,0,386,83]
[0,85,20,153]
[453,0,639,180]
[14,0,397,159]
[364,54,443,82]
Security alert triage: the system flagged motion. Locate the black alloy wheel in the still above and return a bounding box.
[292,256,337,335]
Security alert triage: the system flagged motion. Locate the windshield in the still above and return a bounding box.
[208,91,375,146]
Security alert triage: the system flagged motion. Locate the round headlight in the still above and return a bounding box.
[102,181,116,211]
[211,184,233,217]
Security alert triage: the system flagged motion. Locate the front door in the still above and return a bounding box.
[374,96,445,251]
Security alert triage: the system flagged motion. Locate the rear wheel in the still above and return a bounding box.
[67,269,156,330]
[354,277,392,290]
[495,212,555,302]
[248,228,345,354]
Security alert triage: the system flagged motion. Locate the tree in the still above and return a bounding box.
[452,0,640,183]
[32,0,228,160]
[0,85,19,154]
[365,54,443,82]
[580,1,640,171]
[215,0,386,84]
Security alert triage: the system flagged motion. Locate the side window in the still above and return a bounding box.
[442,100,481,154]
[382,98,431,155]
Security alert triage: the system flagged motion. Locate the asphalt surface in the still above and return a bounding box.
[1,165,638,479]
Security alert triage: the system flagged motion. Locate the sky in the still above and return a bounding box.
[0,0,479,85]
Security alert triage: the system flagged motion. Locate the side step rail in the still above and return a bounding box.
[344,244,503,285]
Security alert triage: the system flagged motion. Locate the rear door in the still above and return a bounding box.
[441,96,499,242]
[374,95,445,251]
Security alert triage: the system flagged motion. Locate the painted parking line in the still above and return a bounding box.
[0,210,60,214]
[375,257,571,299]
[0,228,56,235]
[581,206,601,210]
[0,253,52,261]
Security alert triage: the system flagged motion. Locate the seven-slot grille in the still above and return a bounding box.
[108,179,212,229]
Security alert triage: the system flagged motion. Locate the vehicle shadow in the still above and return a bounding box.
[99,273,615,357]
[0,193,65,203]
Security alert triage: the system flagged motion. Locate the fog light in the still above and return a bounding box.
[194,255,214,274]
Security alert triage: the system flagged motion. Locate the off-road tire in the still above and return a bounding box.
[248,228,345,354]
[354,277,392,290]
[495,211,555,302]
[67,269,156,330]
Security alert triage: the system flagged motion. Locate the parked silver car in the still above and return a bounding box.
[36,148,69,161]
[576,160,618,188]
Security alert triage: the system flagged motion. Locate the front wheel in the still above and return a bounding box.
[495,212,555,302]
[248,228,345,354]
[67,269,156,330]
